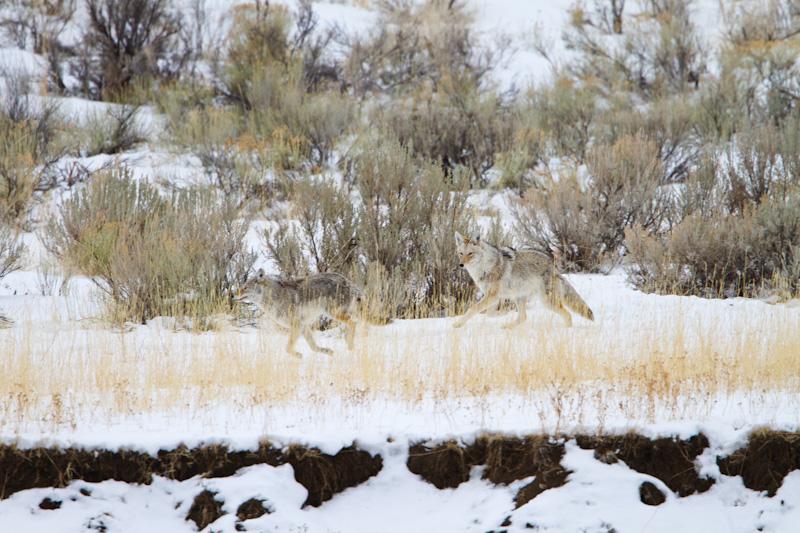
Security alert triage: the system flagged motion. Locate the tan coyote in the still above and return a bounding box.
[234,269,368,358]
[453,231,594,328]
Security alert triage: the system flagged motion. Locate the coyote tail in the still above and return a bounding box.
[559,277,594,321]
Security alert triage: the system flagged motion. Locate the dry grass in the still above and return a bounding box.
[0,290,799,435]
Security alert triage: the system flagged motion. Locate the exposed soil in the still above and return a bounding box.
[2,429,799,525]
[283,445,383,507]
[407,434,570,507]
[639,481,667,506]
[575,433,714,496]
[0,441,381,508]
[186,490,224,530]
[718,429,800,496]
[237,498,271,521]
[38,497,62,510]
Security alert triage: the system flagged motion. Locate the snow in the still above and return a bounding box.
[1,0,799,531]
[0,266,798,531]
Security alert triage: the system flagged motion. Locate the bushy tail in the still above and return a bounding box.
[559,277,594,321]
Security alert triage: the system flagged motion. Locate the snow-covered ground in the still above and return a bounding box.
[1,265,799,531]
[1,0,799,531]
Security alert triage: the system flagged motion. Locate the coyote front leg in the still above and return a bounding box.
[501,297,529,329]
[300,325,333,355]
[453,288,500,328]
[285,326,303,358]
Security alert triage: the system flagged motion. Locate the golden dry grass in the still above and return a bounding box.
[0,293,799,434]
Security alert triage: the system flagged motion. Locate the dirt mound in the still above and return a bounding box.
[186,490,224,530]
[718,429,800,496]
[284,445,383,507]
[237,498,271,520]
[576,433,714,496]
[0,446,157,498]
[407,434,570,507]
[5,429,800,517]
[639,481,667,505]
[0,442,381,507]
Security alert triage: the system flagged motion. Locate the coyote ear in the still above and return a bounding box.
[455,231,464,245]
[472,232,481,245]
[256,268,265,279]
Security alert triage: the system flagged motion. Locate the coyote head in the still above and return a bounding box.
[455,231,484,269]
[234,268,268,302]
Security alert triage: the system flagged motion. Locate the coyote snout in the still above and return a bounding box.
[236,269,369,358]
[454,231,594,329]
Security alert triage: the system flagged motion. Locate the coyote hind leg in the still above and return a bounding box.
[543,297,573,327]
[332,311,357,350]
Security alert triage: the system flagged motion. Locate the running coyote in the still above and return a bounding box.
[454,231,594,328]
[234,269,367,358]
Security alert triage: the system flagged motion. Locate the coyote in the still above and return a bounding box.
[453,231,594,329]
[234,269,367,358]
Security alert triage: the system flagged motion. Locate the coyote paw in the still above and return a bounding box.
[453,320,465,329]
[317,347,333,355]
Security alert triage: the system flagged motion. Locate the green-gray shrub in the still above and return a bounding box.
[42,167,255,324]
[265,139,480,318]
[523,78,599,163]
[264,177,358,275]
[563,0,705,99]
[73,104,145,157]
[626,123,800,297]
[626,193,800,297]
[0,75,68,222]
[0,223,25,279]
[375,75,515,183]
[513,133,671,272]
[342,0,501,96]
[596,95,701,183]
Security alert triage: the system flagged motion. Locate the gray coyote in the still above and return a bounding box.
[454,231,594,328]
[235,269,368,357]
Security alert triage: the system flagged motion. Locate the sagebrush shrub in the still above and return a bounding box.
[73,104,145,157]
[0,79,69,222]
[513,133,671,272]
[376,75,515,183]
[719,0,800,124]
[77,0,185,99]
[42,167,255,324]
[265,177,358,275]
[563,0,705,99]
[342,0,501,96]
[596,95,701,184]
[626,194,800,297]
[721,121,800,213]
[161,2,351,194]
[523,78,600,164]
[265,139,480,318]
[626,123,800,297]
[245,64,354,166]
[0,223,25,279]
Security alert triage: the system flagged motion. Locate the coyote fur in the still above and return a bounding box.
[234,269,368,358]
[454,231,594,329]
